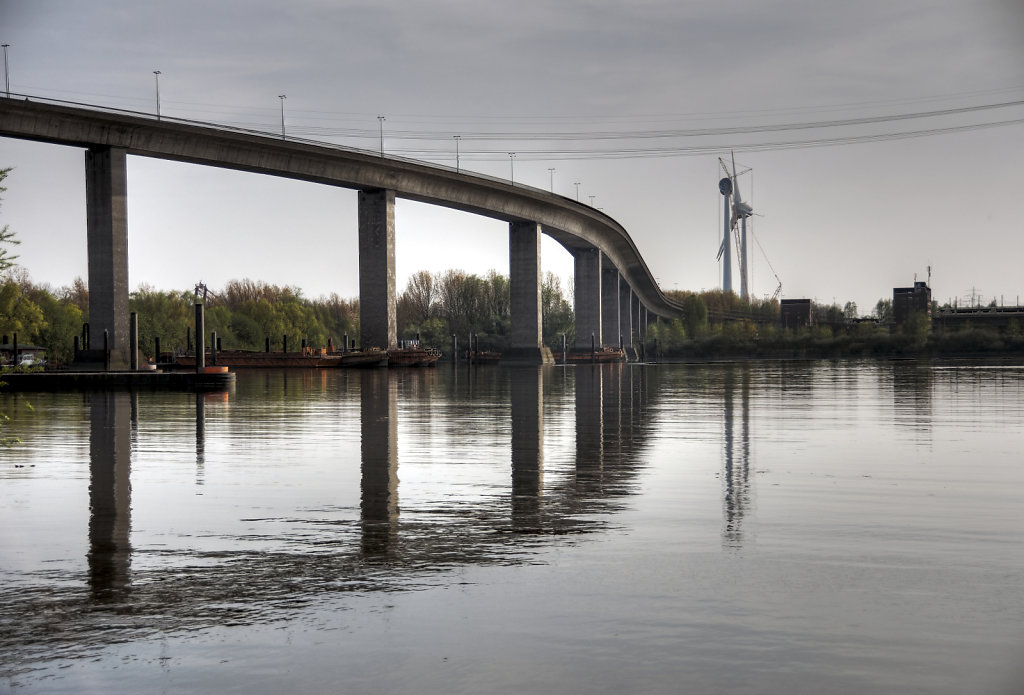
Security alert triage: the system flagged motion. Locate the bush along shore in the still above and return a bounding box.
[643,317,1024,361]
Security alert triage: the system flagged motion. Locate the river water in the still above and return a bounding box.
[1,361,1023,694]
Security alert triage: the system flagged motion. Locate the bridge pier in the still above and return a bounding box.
[632,291,641,345]
[601,258,620,349]
[619,281,634,358]
[504,221,553,364]
[573,247,602,350]
[358,188,397,349]
[85,146,130,369]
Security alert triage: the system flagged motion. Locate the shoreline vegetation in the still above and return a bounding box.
[1,269,1022,367]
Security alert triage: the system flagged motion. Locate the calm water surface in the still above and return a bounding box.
[2,361,1023,694]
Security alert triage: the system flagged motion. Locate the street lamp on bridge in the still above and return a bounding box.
[508,152,516,185]
[378,115,386,157]
[153,71,161,120]
[2,44,10,98]
[548,167,556,193]
[278,95,287,139]
[453,134,461,173]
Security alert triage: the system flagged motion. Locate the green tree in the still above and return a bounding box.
[130,285,192,358]
[29,287,83,366]
[541,272,574,349]
[681,293,708,336]
[0,281,46,342]
[0,168,20,276]
[874,298,893,323]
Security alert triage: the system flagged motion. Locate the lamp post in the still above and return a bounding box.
[377,115,385,157]
[153,70,161,119]
[2,44,9,98]
[278,95,286,139]
[574,181,581,201]
[508,152,516,185]
[548,167,555,193]
[453,135,461,173]
[589,195,596,207]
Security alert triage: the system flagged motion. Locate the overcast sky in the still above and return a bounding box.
[2,0,1023,314]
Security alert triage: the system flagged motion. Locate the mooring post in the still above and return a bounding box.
[283,335,288,354]
[155,337,161,363]
[265,337,270,353]
[130,312,138,371]
[83,322,90,351]
[74,335,80,357]
[211,331,217,366]
[12,332,17,366]
[186,325,192,353]
[451,335,457,365]
[591,332,595,359]
[103,330,110,371]
[195,303,205,372]
[562,333,567,364]
[343,333,349,353]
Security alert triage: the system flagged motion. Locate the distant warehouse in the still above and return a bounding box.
[780,299,812,330]
[893,281,931,325]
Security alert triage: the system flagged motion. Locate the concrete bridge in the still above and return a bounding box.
[0,96,683,366]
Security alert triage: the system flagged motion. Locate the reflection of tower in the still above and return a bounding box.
[88,391,133,600]
[510,367,544,529]
[722,367,752,549]
[892,363,933,440]
[360,370,399,557]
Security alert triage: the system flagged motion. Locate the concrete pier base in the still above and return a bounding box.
[504,221,553,365]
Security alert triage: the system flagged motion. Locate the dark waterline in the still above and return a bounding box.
[2,362,1023,693]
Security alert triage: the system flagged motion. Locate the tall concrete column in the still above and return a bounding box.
[358,188,397,349]
[86,146,130,369]
[632,291,641,344]
[573,247,601,349]
[505,221,551,364]
[601,256,620,348]
[619,280,633,348]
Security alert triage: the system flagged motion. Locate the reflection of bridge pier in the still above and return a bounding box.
[88,391,133,600]
[360,370,399,557]
[510,367,545,528]
[575,366,605,492]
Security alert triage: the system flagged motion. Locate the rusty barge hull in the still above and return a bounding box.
[175,350,388,369]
